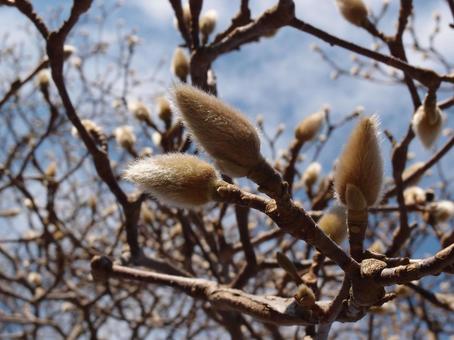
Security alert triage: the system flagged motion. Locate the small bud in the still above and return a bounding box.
[156,96,172,122]
[199,10,217,37]
[129,100,152,123]
[36,70,50,89]
[45,161,57,178]
[171,47,190,82]
[294,283,316,307]
[412,94,445,149]
[173,3,191,31]
[318,205,347,244]
[428,200,454,223]
[334,116,383,207]
[171,84,262,177]
[302,162,322,189]
[123,154,220,208]
[335,0,369,27]
[27,272,42,286]
[368,239,385,253]
[72,119,108,151]
[403,186,426,205]
[152,132,162,147]
[63,44,76,59]
[295,111,325,142]
[114,125,136,150]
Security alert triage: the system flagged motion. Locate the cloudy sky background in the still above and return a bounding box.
[1,1,453,255]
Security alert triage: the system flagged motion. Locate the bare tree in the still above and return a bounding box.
[0,0,453,339]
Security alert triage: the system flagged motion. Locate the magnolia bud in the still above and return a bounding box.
[335,0,368,27]
[428,200,454,223]
[36,70,50,89]
[45,161,57,178]
[295,111,325,142]
[171,84,262,177]
[412,97,445,149]
[114,125,136,150]
[334,116,383,207]
[199,10,217,37]
[123,154,220,208]
[403,186,426,205]
[63,44,76,59]
[129,100,152,123]
[171,48,190,82]
[302,162,322,189]
[156,96,172,122]
[72,119,108,151]
[294,283,316,307]
[173,3,191,31]
[27,272,42,286]
[318,205,347,244]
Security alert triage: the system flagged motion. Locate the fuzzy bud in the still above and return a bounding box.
[123,154,220,208]
[171,84,262,177]
[368,239,385,253]
[295,111,325,142]
[71,119,108,151]
[114,125,136,150]
[173,3,191,31]
[199,10,217,38]
[294,283,316,307]
[318,205,347,244]
[428,200,454,223]
[412,94,445,149]
[403,186,426,205]
[27,272,42,286]
[336,0,369,27]
[171,48,190,82]
[334,116,383,207]
[36,70,50,89]
[129,100,152,123]
[302,162,322,189]
[45,161,57,178]
[156,96,172,122]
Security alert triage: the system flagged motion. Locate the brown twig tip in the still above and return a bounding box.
[91,255,113,281]
[171,83,262,178]
[334,116,383,207]
[123,154,220,208]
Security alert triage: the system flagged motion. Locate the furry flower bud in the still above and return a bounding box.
[124,154,220,208]
[412,94,445,149]
[171,48,190,82]
[171,84,262,177]
[199,10,217,37]
[302,162,322,189]
[156,96,172,122]
[334,116,383,207]
[318,205,347,244]
[129,100,152,124]
[295,111,325,142]
[71,119,108,151]
[336,0,369,27]
[428,200,454,223]
[403,186,426,205]
[114,125,136,150]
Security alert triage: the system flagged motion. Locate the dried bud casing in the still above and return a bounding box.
[334,116,383,207]
[295,111,325,142]
[171,48,190,82]
[123,154,220,208]
[318,205,347,244]
[336,0,368,27]
[171,84,262,177]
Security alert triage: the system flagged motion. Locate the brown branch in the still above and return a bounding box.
[378,243,454,284]
[91,256,327,326]
[289,18,449,89]
[212,0,251,44]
